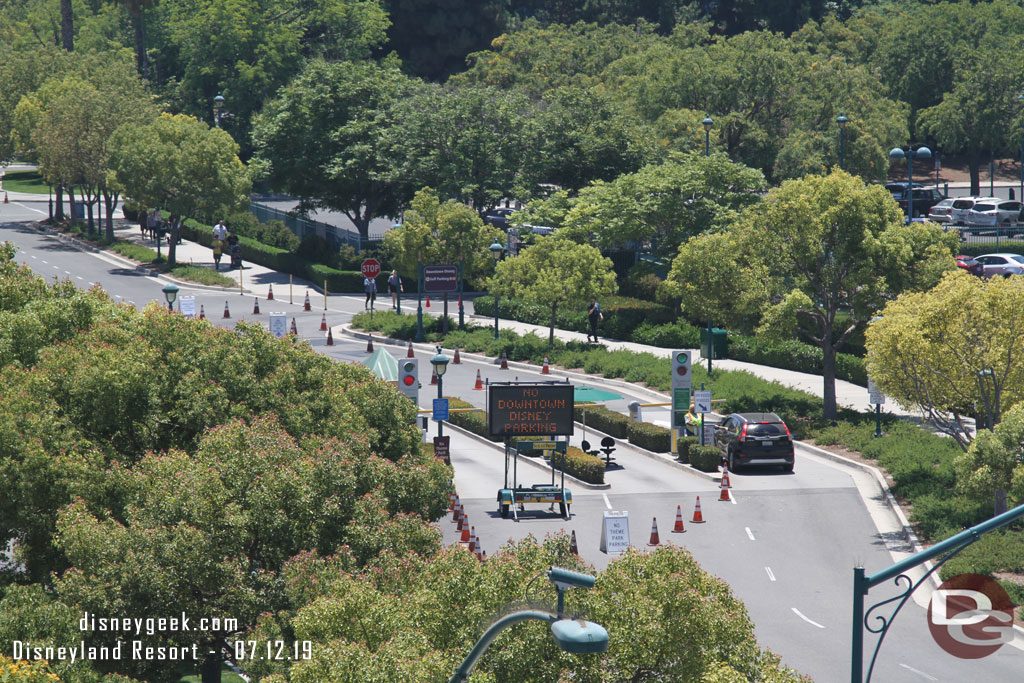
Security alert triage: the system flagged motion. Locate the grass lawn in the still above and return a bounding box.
[1,169,49,194]
[170,265,235,287]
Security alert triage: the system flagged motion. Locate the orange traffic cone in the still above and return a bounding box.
[719,483,732,502]
[542,355,550,374]
[289,317,298,336]
[647,517,661,546]
[365,335,374,352]
[223,301,230,319]
[469,527,481,559]
[407,341,414,358]
[267,284,274,300]
[692,496,706,523]
[721,467,732,489]
[253,297,260,315]
[449,492,457,512]
[453,346,461,364]
[320,312,327,331]
[303,291,311,311]
[3,192,7,203]
[672,505,686,533]
[500,351,508,370]
[480,550,487,562]
[326,328,334,346]
[199,304,206,320]
[473,370,483,390]
[453,501,463,523]
[425,295,431,308]
[460,519,471,543]
[570,530,580,555]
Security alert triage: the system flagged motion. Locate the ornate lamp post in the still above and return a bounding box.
[836,113,848,169]
[702,115,714,157]
[161,283,179,312]
[213,93,225,128]
[430,347,449,438]
[489,240,503,340]
[888,145,932,220]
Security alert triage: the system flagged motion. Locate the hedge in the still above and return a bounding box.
[957,241,1024,258]
[574,405,629,438]
[689,445,722,473]
[473,294,676,341]
[727,335,868,387]
[627,421,672,453]
[552,447,606,485]
[677,436,699,463]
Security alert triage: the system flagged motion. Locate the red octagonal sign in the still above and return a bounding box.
[361,258,381,278]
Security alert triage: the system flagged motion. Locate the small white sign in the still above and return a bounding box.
[694,389,712,414]
[600,510,630,555]
[268,313,288,338]
[179,296,196,318]
[867,379,886,405]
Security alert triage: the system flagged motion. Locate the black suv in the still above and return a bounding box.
[889,186,945,218]
[484,207,517,230]
[713,412,795,472]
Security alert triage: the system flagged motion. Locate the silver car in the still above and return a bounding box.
[965,200,1023,232]
[950,196,993,225]
[928,197,955,223]
[974,253,1024,277]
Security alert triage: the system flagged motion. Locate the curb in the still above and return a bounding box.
[442,421,610,490]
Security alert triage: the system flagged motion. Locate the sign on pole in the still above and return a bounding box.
[433,435,450,465]
[268,313,287,338]
[703,424,715,446]
[179,296,196,319]
[600,510,630,554]
[433,397,450,422]
[488,384,574,437]
[694,389,712,414]
[422,265,460,293]
[360,258,381,279]
[867,379,886,405]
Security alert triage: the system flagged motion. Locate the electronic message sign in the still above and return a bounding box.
[488,384,574,437]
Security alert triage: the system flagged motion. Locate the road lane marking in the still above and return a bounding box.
[745,527,755,541]
[898,664,937,681]
[791,607,824,629]
[14,202,46,215]
[64,270,70,275]
[41,260,47,264]
[76,276,82,280]
[729,492,737,505]
[602,494,611,509]
[115,294,122,299]
[31,255,36,259]
[765,566,775,582]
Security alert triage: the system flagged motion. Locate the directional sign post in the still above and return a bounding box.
[433,397,450,422]
[694,390,712,414]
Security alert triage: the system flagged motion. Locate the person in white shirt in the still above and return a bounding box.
[213,220,228,242]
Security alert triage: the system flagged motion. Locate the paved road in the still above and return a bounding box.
[3,212,1023,681]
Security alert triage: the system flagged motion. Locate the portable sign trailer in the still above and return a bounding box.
[489,380,575,521]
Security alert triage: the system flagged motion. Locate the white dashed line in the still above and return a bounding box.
[64,270,70,275]
[31,255,37,259]
[765,566,776,582]
[898,664,937,680]
[602,494,611,510]
[115,294,122,299]
[76,276,82,280]
[729,492,737,505]
[791,607,824,629]
[746,527,755,541]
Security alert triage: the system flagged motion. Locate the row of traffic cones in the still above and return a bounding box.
[264,284,313,311]
[221,300,335,345]
[449,491,485,561]
[648,472,733,545]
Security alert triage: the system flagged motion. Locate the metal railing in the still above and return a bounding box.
[248,202,381,253]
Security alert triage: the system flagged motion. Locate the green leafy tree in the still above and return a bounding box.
[491,235,617,345]
[866,270,1024,453]
[109,113,250,265]
[381,188,503,288]
[252,59,415,241]
[955,401,1024,516]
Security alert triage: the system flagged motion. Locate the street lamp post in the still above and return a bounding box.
[836,114,848,170]
[162,283,179,312]
[213,93,225,128]
[431,347,449,438]
[888,145,932,220]
[48,185,53,220]
[449,567,608,683]
[490,240,503,340]
[702,115,713,157]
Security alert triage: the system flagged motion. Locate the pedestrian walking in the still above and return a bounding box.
[364,275,377,310]
[587,299,603,342]
[226,233,241,269]
[387,270,403,310]
[213,220,228,242]
[146,209,160,240]
[211,238,223,270]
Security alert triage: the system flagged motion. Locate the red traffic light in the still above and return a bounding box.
[402,375,416,386]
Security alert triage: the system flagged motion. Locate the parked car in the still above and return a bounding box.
[886,181,923,195]
[955,255,984,277]
[974,253,1024,278]
[964,200,1024,234]
[713,412,795,473]
[928,198,955,223]
[892,187,945,218]
[483,207,517,229]
[950,196,992,225]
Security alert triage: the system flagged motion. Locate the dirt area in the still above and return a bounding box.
[891,154,1023,185]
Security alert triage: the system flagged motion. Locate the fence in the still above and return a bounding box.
[949,222,1024,251]
[248,202,381,253]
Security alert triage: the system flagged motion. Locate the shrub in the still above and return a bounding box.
[689,445,722,472]
[473,294,675,341]
[575,405,629,438]
[677,436,699,463]
[727,335,867,386]
[631,321,701,349]
[627,421,672,452]
[552,447,605,484]
[121,199,142,221]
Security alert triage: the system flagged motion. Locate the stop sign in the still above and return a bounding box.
[361,258,381,278]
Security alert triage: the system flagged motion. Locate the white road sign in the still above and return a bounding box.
[694,390,712,414]
[867,379,886,405]
[179,296,196,318]
[600,511,630,555]
[269,313,288,338]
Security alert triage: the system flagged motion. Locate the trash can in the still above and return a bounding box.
[700,327,728,360]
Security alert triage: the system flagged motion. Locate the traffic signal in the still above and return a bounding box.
[671,350,692,431]
[399,359,419,401]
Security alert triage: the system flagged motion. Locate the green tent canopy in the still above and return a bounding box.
[363,347,399,382]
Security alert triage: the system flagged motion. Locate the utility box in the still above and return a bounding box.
[700,328,728,360]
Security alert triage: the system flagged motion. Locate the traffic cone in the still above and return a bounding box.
[267,284,274,300]
[326,328,334,346]
[672,505,686,533]
[453,501,463,523]
[320,312,327,331]
[3,192,7,203]
[719,481,732,502]
[692,496,705,523]
[480,550,487,562]
[570,530,580,556]
[366,335,374,353]
[469,528,482,559]
[473,369,483,390]
[449,492,457,512]
[199,304,206,320]
[289,317,298,336]
[460,519,471,543]
[542,355,550,374]
[500,351,508,370]
[407,341,414,358]
[425,295,431,308]
[223,301,230,319]
[647,517,661,546]
[253,297,260,315]
[304,291,311,311]
[453,346,461,364]
[721,466,732,489]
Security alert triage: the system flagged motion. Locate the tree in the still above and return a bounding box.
[252,60,415,241]
[955,401,1024,517]
[866,270,1024,452]
[381,188,503,289]
[678,170,957,419]
[491,235,616,345]
[108,114,250,265]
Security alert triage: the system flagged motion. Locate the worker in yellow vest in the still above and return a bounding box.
[684,404,703,436]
